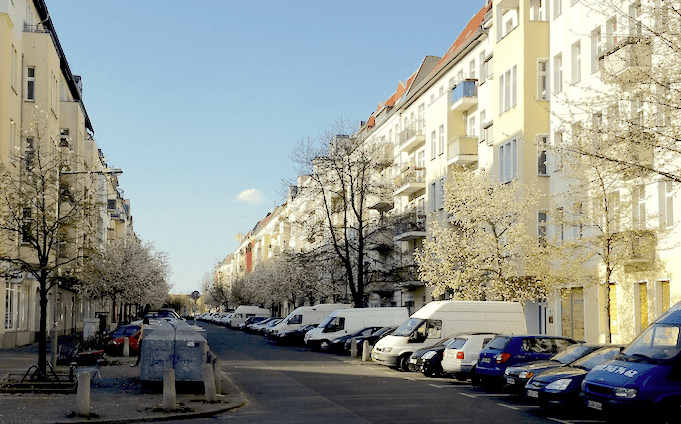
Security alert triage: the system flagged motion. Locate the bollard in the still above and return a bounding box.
[212,358,222,394]
[350,339,357,358]
[123,337,130,357]
[362,340,370,362]
[162,365,176,410]
[76,371,91,417]
[203,363,217,402]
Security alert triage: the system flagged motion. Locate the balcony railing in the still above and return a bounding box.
[394,210,427,241]
[450,79,478,112]
[397,119,426,152]
[447,135,478,166]
[23,24,50,34]
[599,37,651,82]
[393,164,426,197]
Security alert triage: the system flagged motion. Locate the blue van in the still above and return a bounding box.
[582,301,681,419]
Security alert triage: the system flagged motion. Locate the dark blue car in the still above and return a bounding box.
[475,335,578,385]
[582,301,681,421]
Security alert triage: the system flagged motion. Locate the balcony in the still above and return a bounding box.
[368,192,394,212]
[450,79,478,112]
[625,230,656,272]
[393,163,425,197]
[446,135,478,166]
[599,37,651,83]
[394,219,426,242]
[397,120,426,153]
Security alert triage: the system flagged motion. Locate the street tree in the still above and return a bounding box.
[415,168,553,304]
[288,118,394,308]
[0,111,99,377]
[78,236,170,322]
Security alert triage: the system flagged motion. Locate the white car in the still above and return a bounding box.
[441,333,498,381]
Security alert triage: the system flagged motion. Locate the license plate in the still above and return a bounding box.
[481,358,491,363]
[527,390,539,398]
[587,400,602,411]
[506,377,515,385]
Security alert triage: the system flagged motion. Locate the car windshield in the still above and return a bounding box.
[393,318,425,337]
[551,344,594,364]
[446,339,467,350]
[623,323,681,362]
[572,347,622,370]
[485,336,511,350]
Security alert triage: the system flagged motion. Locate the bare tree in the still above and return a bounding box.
[0,112,98,378]
[288,118,394,307]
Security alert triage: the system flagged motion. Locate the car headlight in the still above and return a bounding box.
[332,338,342,343]
[519,371,534,379]
[382,347,392,353]
[423,351,437,360]
[545,379,572,391]
[614,387,638,398]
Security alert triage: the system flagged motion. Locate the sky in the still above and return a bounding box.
[46,1,487,295]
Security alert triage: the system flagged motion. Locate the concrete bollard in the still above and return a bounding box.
[362,340,370,362]
[162,365,176,410]
[212,358,222,394]
[123,337,130,357]
[203,363,217,402]
[76,371,91,417]
[350,339,357,358]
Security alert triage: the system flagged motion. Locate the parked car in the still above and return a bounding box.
[106,328,142,356]
[525,345,623,407]
[246,317,280,333]
[238,316,268,329]
[440,333,498,381]
[259,318,283,336]
[276,324,318,345]
[475,335,578,385]
[583,301,681,420]
[504,343,608,392]
[329,327,383,353]
[344,326,397,354]
[105,324,141,344]
[407,334,461,373]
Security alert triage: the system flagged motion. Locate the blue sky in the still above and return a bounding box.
[46,1,487,294]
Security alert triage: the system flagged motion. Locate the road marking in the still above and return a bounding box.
[498,403,519,410]
[465,393,513,397]
[548,420,607,424]
[428,384,458,388]
[460,393,477,398]
[404,377,416,381]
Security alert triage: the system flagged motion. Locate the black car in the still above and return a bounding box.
[329,327,383,353]
[407,334,460,372]
[344,326,396,354]
[525,345,623,407]
[276,324,318,345]
[503,343,608,392]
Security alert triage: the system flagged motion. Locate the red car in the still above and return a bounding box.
[106,328,142,356]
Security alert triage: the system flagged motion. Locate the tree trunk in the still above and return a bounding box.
[37,281,49,379]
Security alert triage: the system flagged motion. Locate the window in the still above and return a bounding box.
[572,41,581,83]
[479,111,486,143]
[469,59,476,80]
[629,2,641,37]
[556,207,565,242]
[484,120,494,146]
[530,0,546,21]
[639,282,648,330]
[468,116,476,137]
[430,182,437,212]
[499,65,517,113]
[4,283,27,331]
[660,281,671,313]
[438,125,445,155]
[389,129,393,144]
[439,86,444,97]
[21,208,32,244]
[538,211,548,246]
[25,137,34,171]
[51,72,58,113]
[430,131,436,160]
[633,185,646,230]
[438,178,445,210]
[26,67,35,101]
[591,28,602,73]
[553,0,562,19]
[484,54,494,80]
[537,60,548,100]
[59,129,70,148]
[499,138,517,183]
[537,135,548,175]
[659,180,674,229]
[554,53,563,93]
[479,50,486,83]
[606,17,618,48]
[288,315,302,325]
[11,45,18,92]
[417,103,425,130]
[607,191,620,233]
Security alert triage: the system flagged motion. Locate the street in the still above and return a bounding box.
[168,322,609,424]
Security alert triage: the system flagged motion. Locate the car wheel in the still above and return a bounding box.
[319,340,331,351]
[398,354,411,372]
[470,368,481,385]
[422,365,435,378]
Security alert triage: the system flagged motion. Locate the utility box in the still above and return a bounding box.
[139,320,207,382]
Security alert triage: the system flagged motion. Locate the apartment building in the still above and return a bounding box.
[549,0,678,343]
[0,0,130,348]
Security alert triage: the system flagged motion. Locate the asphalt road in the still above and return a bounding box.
[169,322,608,424]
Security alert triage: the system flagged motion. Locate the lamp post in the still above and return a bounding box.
[50,166,123,367]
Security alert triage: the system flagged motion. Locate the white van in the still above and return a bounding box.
[268,304,347,337]
[227,305,270,328]
[372,301,527,371]
[305,307,409,350]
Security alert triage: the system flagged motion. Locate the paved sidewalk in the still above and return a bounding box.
[0,343,247,424]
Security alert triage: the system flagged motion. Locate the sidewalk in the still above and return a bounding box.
[0,343,247,424]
